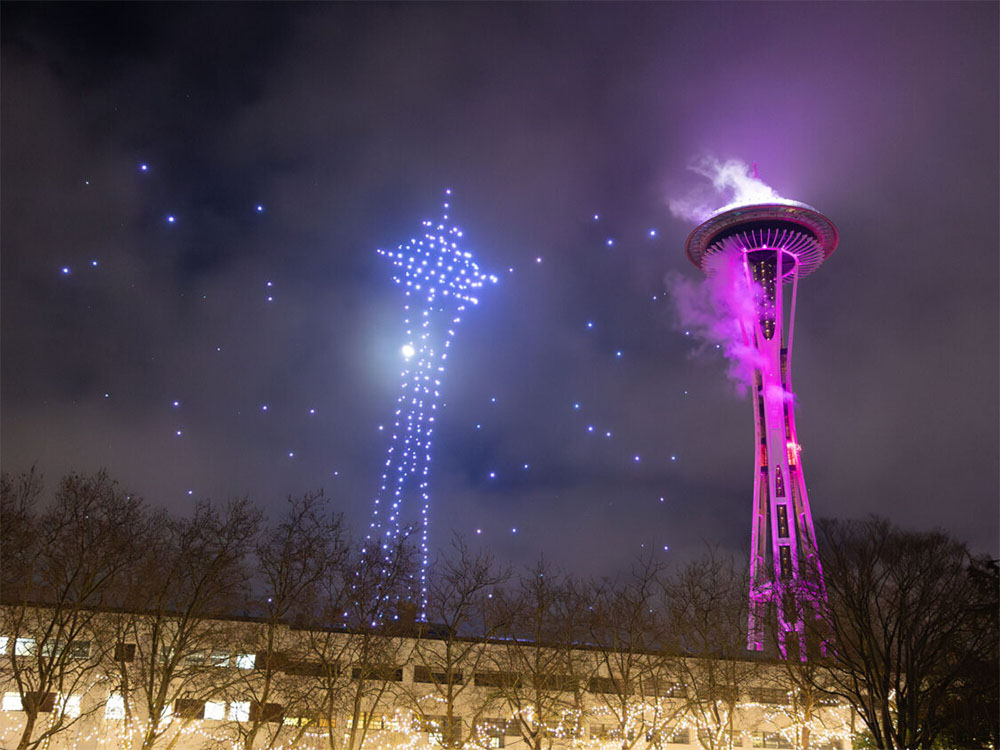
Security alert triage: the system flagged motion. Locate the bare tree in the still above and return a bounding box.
[103,497,260,750]
[807,516,998,750]
[303,533,416,750]
[0,469,147,750]
[404,535,511,750]
[585,558,685,750]
[662,550,761,750]
[934,556,998,750]
[486,562,594,750]
[225,491,349,750]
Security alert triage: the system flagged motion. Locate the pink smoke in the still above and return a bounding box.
[666,254,766,393]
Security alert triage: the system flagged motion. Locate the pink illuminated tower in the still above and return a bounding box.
[685,203,838,660]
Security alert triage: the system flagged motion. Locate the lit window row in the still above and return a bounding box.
[2,692,81,717]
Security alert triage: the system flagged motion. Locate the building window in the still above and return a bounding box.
[68,641,91,660]
[0,637,8,653]
[115,643,136,662]
[208,651,230,668]
[351,665,403,682]
[779,546,793,578]
[229,701,250,722]
[24,692,56,713]
[414,665,462,684]
[533,673,577,692]
[175,699,205,720]
[105,694,125,720]
[285,659,327,677]
[421,715,462,745]
[752,731,793,748]
[664,727,690,745]
[474,671,521,688]
[590,723,612,739]
[347,713,384,731]
[475,719,511,748]
[250,701,284,723]
[748,688,790,705]
[15,638,35,656]
[234,653,256,670]
[2,693,23,711]
[587,676,618,693]
[204,701,226,721]
[777,505,790,538]
[60,694,82,718]
[185,651,206,666]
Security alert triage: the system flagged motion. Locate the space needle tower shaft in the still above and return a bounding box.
[685,204,838,660]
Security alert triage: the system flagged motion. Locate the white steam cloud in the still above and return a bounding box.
[668,156,807,224]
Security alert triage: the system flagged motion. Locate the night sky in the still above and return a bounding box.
[2,2,997,577]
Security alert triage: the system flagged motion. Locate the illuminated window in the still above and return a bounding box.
[60,694,81,718]
[229,701,250,722]
[753,731,793,748]
[347,713,384,731]
[15,638,35,656]
[204,701,225,721]
[234,653,255,670]
[208,651,230,668]
[476,719,510,748]
[185,651,206,666]
[590,723,612,739]
[779,546,793,578]
[421,715,462,745]
[647,727,689,745]
[2,693,23,711]
[0,637,8,653]
[105,694,125,720]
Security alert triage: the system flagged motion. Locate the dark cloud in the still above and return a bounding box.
[2,2,997,573]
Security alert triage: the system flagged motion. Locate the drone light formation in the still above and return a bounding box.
[684,202,838,660]
[366,191,497,617]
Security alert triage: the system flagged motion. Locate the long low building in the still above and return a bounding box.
[1,606,854,750]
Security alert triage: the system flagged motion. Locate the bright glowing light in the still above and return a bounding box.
[60,266,71,275]
[256,204,264,212]
[166,215,176,224]
[368,191,496,618]
[139,163,149,172]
